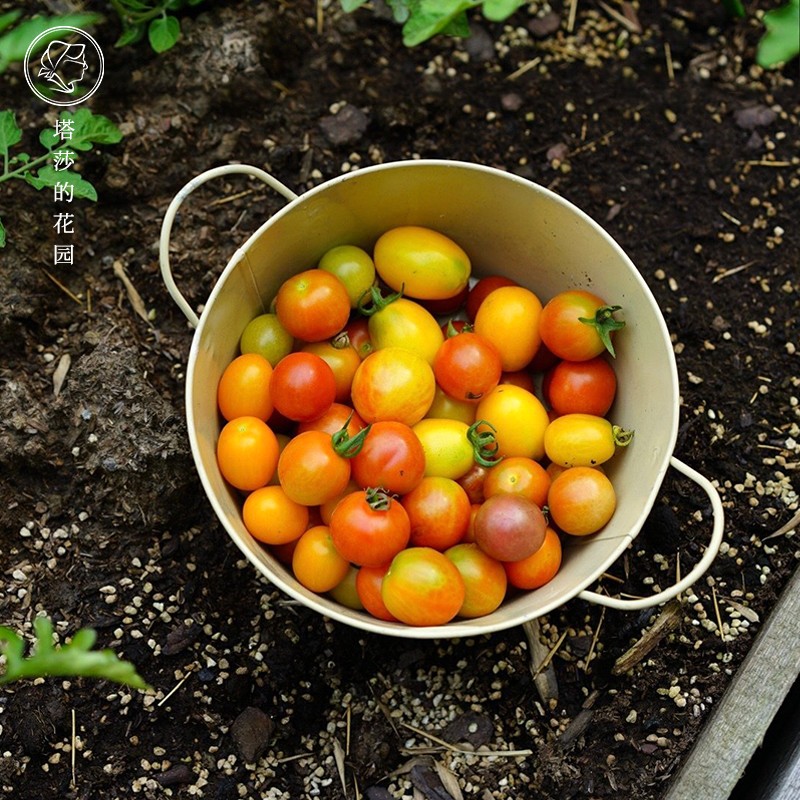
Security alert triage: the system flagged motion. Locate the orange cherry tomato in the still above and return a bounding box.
[548,466,616,536]
[242,484,309,544]
[475,384,549,460]
[274,268,351,342]
[292,525,350,593]
[217,353,274,421]
[465,275,518,321]
[445,542,508,618]
[433,330,503,404]
[503,527,562,589]
[483,456,551,509]
[402,477,472,551]
[296,403,366,438]
[350,420,426,495]
[301,338,362,403]
[216,416,279,492]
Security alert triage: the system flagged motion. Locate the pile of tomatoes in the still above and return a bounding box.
[214,225,632,627]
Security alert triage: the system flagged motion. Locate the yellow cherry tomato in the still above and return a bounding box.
[412,418,476,480]
[473,285,543,371]
[373,226,471,301]
[544,413,634,468]
[426,386,476,425]
[365,294,444,365]
[475,384,549,460]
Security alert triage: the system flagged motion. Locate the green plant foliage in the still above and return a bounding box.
[0,10,103,73]
[0,617,149,689]
[0,108,122,247]
[110,0,207,53]
[341,0,526,46]
[757,0,799,67]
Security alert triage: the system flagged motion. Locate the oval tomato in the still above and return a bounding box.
[363,292,444,365]
[503,527,562,589]
[318,244,376,308]
[539,290,625,360]
[433,331,503,404]
[373,226,471,301]
[475,384,550,460]
[239,313,294,366]
[350,347,435,426]
[411,418,475,480]
[217,353,273,422]
[329,488,411,567]
[351,420,426,495]
[483,456,551,509]
[426,386,477,425]
[544,413,633,468]
[301,338,362,403]
[292,525,351,593]
[473,285,543,371]
[543,356,617,417]
[216,416,279,492]
[402,476,472,551]
[445,543,507,618]
[242,484,308,544]
[548,466,616,535]
[381,547,466,626]
[270,352,337,422]
[274,268,350,342]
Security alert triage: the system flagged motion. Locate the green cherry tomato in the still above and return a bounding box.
[318,244,377,308]
[239,313,294,366]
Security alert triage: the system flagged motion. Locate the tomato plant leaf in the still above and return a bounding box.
[482,0,526,22]
[0,217,6,248]
[25,165,98,201]
[0,617,150,689]
[757,0,800,67]
[115,22,146,48]
[40,109,123,152]
[148,14,181,53]
[0,10,22,35]
[340,0,369,11]
[0,109,22,157]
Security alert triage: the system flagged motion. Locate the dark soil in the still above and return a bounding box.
[1,1,798,799]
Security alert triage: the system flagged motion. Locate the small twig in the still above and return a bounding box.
[207,188,254,207]
[763,509,800,541]
[743,160,793,167]
[711,583,726,643]
[664,42,675,82]
[522,619,559,704]
[399,722,533,757]
[720,209,742,226]
[113,260,151,324]
[612,600,682,675]
[333,738,347,797]
[71,708,77,789]
[567,0,579,32]
[507,57,541,81]
[533,628,568,678]
[583,607,605,673]
[598,0,640,32]
[157,672,190,707]
[712,260,756,283]
[42,268,83,305]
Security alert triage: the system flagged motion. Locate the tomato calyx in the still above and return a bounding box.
[578,305,626,357]
[331,331,352,350]
[358,284,404,317]
[364,486,393,511]
[331,414,372,458]
[611,424,635,448]
[444,319,473,338]
[467,420,503,468]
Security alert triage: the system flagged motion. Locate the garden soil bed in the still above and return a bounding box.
[1,1,798,798]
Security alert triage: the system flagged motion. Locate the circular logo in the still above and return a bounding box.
[24,26,104,106]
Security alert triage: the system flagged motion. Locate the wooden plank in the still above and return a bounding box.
[664,566,800,800]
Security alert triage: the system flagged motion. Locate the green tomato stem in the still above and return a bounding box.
[364,486,392,511]
[578,305,626,358]
[357,284,403,317]
[331,415,371,458]
[467,420,503,468]
[612,425,634,447]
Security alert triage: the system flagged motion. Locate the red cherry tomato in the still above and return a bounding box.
[270,352,336,422]
[351,420,426,495]
[543,356,617,417]
[539,290,625,361]
[356,564,398,621]
[344,317,374,360]
[433,331,503,404]
[329,488,411,567]
[296,403,366,438]
[274,268,351,342]
[401,476,472,551]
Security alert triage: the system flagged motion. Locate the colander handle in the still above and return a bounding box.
[577,456,725,610]
[159,165,298,327]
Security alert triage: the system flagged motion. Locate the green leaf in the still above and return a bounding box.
[0,10,22,34]
[115,23,146,48]
[721,0,746,18]
[340,0,369,11]
[402,0,478,46]
[0,617,150,690]
[148,14,181,53]
[26,165,98,201]
[757,0,800,68]
[482,0,527,22]
[0,13,103,72]
[0,109,22,156]
[0,217,5,248]
[41,109,123,152]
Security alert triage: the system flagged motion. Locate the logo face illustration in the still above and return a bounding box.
[24,27,104,106]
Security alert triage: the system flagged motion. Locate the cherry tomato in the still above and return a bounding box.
[350,347,435,426]
[296,403,366,438]
[328,565,364,609]
[217,353,274,422]
[548,466,616,535]
[473,285,543,371]
[433,331,503,404]
[544,413,633,468]
[381,547,466,626]
[362,291,444,365]
[319,478,360,525]
[498,370,536,394]
[504,527,562,589]
[242,484,309,544]
[445,543,507,618]
[318,244,376,308]
[402,477,472,551]
[373,226,471,301]
[270,352,336,422]
[483,456,551,509]
[301,338,362,403]
[420,284,470,315]
[356,564,398,621]
[277,427,366,506]
[291,525,351,593]
[543,357,617,417]
[473,493,547,562]
[528,340,559,373]
[344,317,374,360]
[275,268,351,342]
[239,313,294,367]
[411,418,473,480]
[351,420,426,495]
[465,275,518,321]
[475,384,550,460]
[539,290,625,360]
[457,464,488,505]
[216,416,279,492]
[426,386,477,425]
[329,488,411,567]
